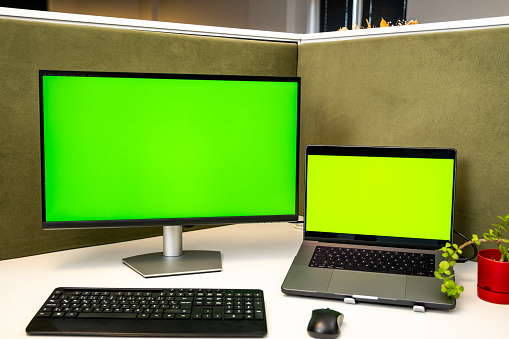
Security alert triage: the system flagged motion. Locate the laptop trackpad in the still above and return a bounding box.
[328,270,406,299]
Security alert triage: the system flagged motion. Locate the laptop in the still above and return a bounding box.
[282,145,457,310]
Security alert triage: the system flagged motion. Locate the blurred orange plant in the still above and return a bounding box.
[338,18,418,31]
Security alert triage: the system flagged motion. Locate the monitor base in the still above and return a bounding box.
[123,250,222,278]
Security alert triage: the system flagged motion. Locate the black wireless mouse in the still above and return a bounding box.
[307,308,344,338]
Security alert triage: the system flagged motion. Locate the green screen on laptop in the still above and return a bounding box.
[305,151,455,242]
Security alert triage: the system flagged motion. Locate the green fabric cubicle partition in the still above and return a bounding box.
[298,27,509,248]
[0,18,297,260]
[2,15,509,261]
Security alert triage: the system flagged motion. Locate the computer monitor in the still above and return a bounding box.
[39,70,300,277]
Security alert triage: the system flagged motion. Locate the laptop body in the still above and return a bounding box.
[282,145,457,310]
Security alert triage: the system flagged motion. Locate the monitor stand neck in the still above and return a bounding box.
[163,226,183,256]
[122,226,222,278]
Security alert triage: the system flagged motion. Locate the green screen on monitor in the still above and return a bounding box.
[40,71,299,226]
[305,153,455,242]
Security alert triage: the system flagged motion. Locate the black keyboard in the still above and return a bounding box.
[309,246,436,277]
[26,287,267,337]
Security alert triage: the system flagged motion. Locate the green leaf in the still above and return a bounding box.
[442,252,449,258]
[452,253,459,260]
[445,280,456,288]
[453,244,459,250]
[434,271,442,279]
[439,261,450,270]
[449,260,456,267]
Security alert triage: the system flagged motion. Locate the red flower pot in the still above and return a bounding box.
[477,249,509,304]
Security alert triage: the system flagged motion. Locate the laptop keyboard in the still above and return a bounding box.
[309,246,435,277]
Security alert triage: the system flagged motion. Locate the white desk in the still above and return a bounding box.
[1,222,506,338]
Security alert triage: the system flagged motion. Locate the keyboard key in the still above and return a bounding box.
[225,314,243,320]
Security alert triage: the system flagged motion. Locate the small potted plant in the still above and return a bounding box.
[434,214,509,304]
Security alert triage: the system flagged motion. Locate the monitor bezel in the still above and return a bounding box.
[39,70,300,230]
